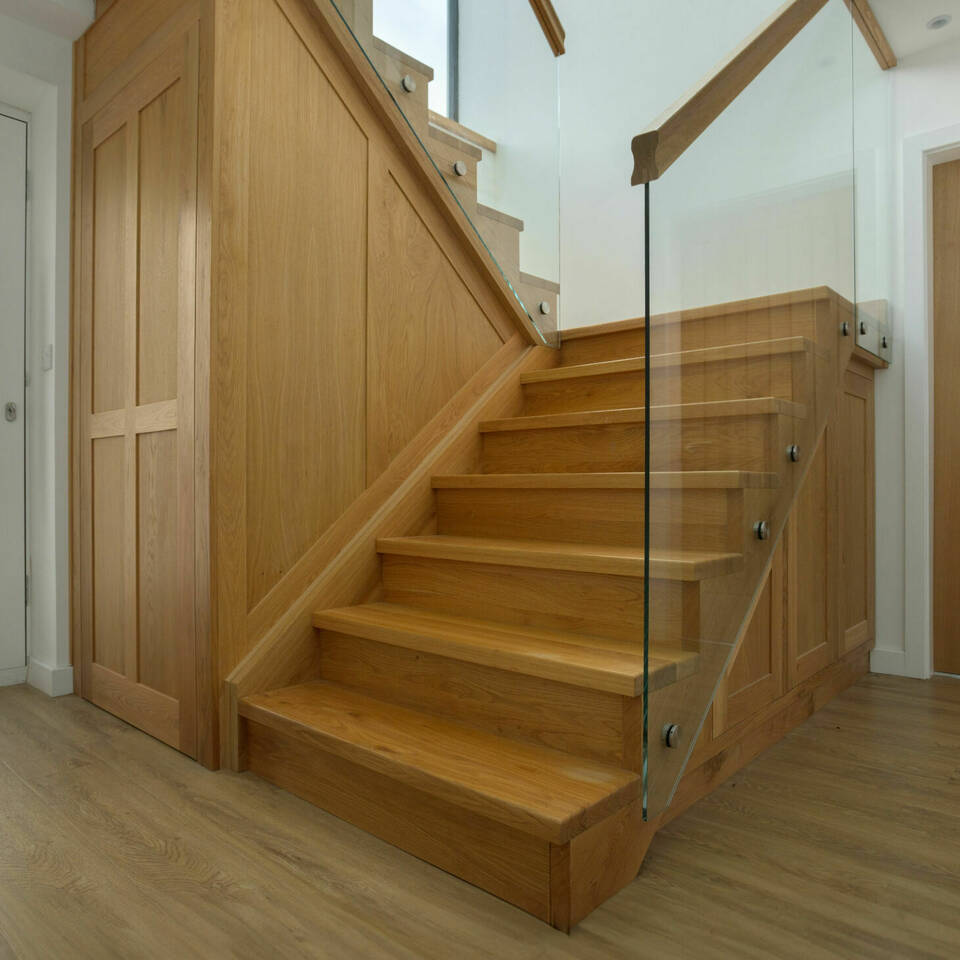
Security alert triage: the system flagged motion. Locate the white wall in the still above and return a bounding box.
[0,4,91,695]
[458,0,560,282]
[870,36,960,678]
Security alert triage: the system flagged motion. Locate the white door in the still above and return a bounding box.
[0,112,27,682]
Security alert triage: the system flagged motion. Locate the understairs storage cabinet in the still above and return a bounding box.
[698,360,877,764]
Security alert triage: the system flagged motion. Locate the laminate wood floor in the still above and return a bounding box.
[0,674,957,959]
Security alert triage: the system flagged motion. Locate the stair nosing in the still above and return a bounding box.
[522,337,813,385]
[479,397,806,433]
[431,470,779,490]
[558,287,840,341]
[313,603,698,697]
[377,534,743,581]
[240,681,640,843]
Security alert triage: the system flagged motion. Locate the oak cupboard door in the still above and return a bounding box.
[786,430,837,687]
[77,27,200,756]
[714,540,786,735]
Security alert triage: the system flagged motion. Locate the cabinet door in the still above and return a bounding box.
[714,539,786,735]
[786,429,837,687]
[77,28,199,756]
[836,369,875,656]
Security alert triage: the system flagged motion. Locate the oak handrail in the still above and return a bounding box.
[528,0,565,57]
[842,0,897,69]
[630,0,829,185]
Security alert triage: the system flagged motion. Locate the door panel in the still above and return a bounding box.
[716,539,786,733]
[78,28,199,755]
[787,430,837,686]
[0,112,26,679]
[934,159,960,675]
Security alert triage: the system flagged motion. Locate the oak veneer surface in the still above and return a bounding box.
[313,602,697,696]
[2,677,958,959]
[934,160,960,676]
[239,681,639,842]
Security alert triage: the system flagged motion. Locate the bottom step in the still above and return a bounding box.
[240,682,651,929]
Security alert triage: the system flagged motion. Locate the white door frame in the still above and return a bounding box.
[902,124,960,680]
[0,102,29,686]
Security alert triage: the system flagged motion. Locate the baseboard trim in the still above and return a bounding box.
[0,665,27,687]
[870,647,908,676]
[28,659,75,697]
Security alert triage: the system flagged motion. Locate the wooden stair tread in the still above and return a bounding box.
[521,337,812,385]
[428,109,497,154]
[432,470,779,490]
[313,602,698,696]
[377,535,743,580]
[480,397,805,433]
[558,287,839,341]
[240,681,640,843]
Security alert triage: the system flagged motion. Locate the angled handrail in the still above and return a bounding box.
[630,0,829,185]
[528,0,565,57]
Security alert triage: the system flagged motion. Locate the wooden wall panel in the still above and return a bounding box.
[244,0,367,610]
[138,431,180,698]
[138,78,184,405]
[214,0,512,677]
[92,128,127,414]
[366,156,504,481]
[84,0,194,99]
[91,436,127,675]
[719,538,785,732]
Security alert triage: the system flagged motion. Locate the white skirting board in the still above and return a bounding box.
[27,659,74,697]
[869,647,908,677]
[0,665,27,687]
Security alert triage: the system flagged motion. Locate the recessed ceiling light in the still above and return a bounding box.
[927,14,952,30]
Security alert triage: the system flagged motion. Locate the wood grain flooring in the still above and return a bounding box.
[0,675,958,958]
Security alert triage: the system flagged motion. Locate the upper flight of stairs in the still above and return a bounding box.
[363,32,560,325]
[238,282,852,929]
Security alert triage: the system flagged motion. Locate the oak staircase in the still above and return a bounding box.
[240,286,853,928]
[236,2,856,933]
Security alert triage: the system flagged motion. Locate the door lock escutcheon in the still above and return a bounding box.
[4,402,16,422]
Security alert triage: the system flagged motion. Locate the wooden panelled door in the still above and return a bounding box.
[77,28,200,755]
[934,159,960,676]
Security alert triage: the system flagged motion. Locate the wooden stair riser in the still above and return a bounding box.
[381,554,699,645]
[429,135,480,193]
[243,716,651,930]
[243,718,558,922]
[436,486,745,552]
[558,299,829,366]
[522,350,810,416]
[474,210,522,287]
[368,44,432,138]
[481,412,800,474]
[317,631,640,768]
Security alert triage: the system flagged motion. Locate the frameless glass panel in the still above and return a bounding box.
[853,18,894,361]
[642,0,856,818]
[327,0,560,345]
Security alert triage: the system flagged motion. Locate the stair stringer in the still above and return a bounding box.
[223,337,561,770]
[644,292,855,816]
